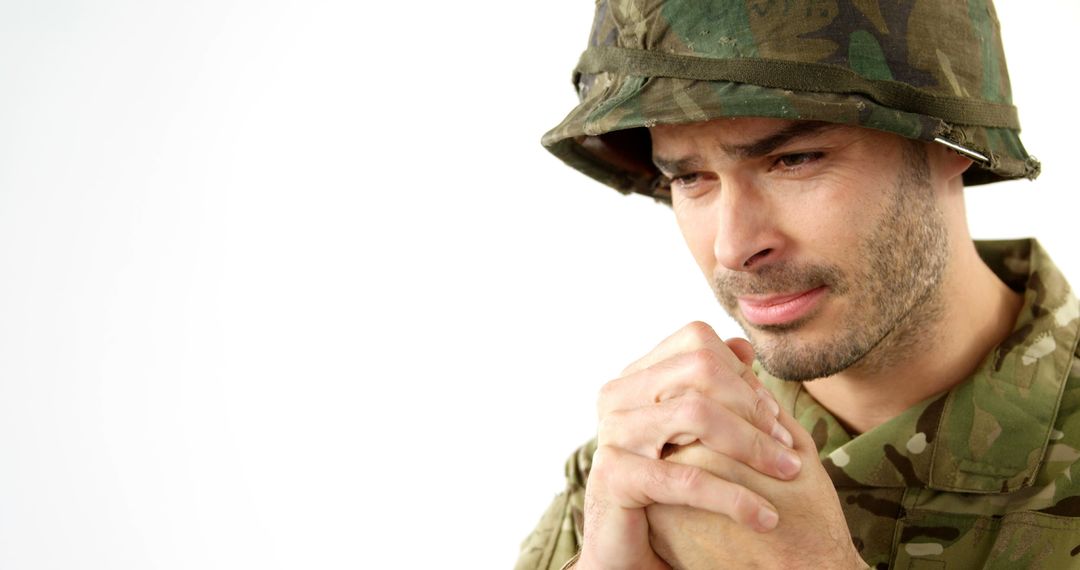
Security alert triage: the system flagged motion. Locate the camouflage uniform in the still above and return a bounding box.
[516,239,1080,568]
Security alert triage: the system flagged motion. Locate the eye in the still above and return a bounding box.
[670,173,702,188]
[773,151,824,171]
[667,172,714,198]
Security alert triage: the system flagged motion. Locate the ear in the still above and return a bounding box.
[927,141,974,185]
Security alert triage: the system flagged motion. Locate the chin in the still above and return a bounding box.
[747,332,852,382]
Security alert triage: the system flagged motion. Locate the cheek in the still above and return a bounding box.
[785,174,885,251]
[789,203,859,251]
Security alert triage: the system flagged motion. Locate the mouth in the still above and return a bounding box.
[737,286,828,326]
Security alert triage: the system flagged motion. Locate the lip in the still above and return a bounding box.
[737,286,827,326]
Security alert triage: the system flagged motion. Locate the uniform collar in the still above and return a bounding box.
[759,239,1080,493]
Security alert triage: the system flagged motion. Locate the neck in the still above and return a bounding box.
[801,239,1024,435]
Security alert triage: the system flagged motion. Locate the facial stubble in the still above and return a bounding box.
[713,143,949,382]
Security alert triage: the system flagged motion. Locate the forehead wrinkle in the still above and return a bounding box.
[721,121,837,159]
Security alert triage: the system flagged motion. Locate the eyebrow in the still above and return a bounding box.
[725,121,836,158]
[652,121,837,174]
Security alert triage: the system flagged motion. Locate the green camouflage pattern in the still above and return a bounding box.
[515,239,1080,569]
[543,0,1041,202]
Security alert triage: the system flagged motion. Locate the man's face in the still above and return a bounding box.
[650,118,950,381]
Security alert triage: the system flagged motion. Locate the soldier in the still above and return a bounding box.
[517,1,1080,569]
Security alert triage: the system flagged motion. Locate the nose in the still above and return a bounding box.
[713,175,781,272]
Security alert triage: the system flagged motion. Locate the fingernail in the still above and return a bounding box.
[756,387,780,417]
[771,422,794,448]
[757,504,779,530]
[777,449,802,478]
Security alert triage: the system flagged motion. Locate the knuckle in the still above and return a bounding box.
[750,395,772,427]
[596,378,621,414]
[598,377,618,401]
[729,486,757,523]
[683,321,717,345]
[596,414,619,444]
[750,428,771,465]
[589,446,616,482]
[673,463,705,493]
[685,348,719,377]
[676,393,711,427]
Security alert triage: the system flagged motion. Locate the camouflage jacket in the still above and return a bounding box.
[515,239,1080,569]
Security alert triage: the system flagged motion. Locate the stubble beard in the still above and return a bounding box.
[712,143,949,382]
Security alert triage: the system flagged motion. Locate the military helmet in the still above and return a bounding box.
[542,0,1040,203]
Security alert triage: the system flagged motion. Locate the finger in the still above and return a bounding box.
[664,440,758,488]
[598,393,801,480]
[590,445,780,532]
[724,337,755,366]
[774,402,819,456]
[600,347,786,440]
[613,323,776,416]
[621,321,743,377]
[600,347,758,418]
[600,350,787,444]
[723,338,781,418]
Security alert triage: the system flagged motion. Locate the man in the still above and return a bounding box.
[516,1,1080,569]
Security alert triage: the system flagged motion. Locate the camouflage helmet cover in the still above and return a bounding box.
[542,0,1041,202]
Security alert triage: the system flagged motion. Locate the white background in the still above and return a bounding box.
[0,1,1076,568]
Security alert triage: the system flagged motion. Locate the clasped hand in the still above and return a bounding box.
[574,322,864,570]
